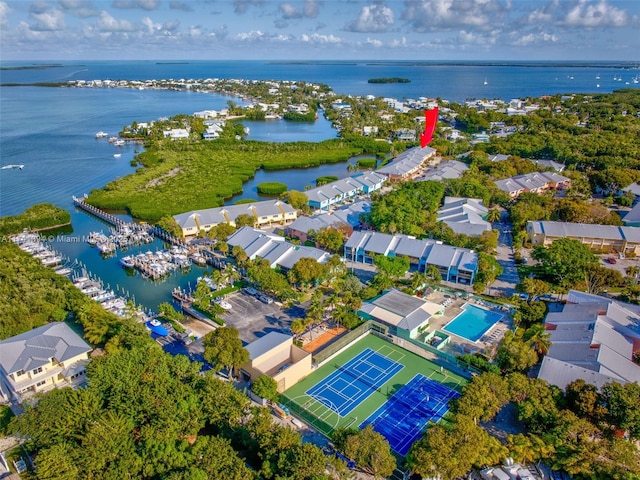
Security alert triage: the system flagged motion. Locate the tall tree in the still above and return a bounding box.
[343,425,396,479]
[202,327,249,378]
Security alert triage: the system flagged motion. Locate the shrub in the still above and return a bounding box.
[356,158,377,169]
[257,182,288,195]
[316,176,338,186]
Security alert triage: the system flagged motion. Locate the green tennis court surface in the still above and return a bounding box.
[281,334,467,455]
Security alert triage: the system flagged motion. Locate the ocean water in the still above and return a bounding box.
[1,60,639,310]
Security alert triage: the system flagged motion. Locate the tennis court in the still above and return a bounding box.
[281,334,467,456]
[360,374,460,456]
[306,348,404,417]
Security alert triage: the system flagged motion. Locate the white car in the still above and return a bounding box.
[215,298,232,310]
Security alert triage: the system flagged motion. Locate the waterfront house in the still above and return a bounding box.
[526,221,640,255]
[163,128,190,140]
[377,146,436,180]
[538,290,640,389]
[0,322,92,403]
[304,172,386,211]
[286,200,370,243]
[173,200,297,237]
[344,231,478,284]
[358,289,443,340]
[240,332,312,393]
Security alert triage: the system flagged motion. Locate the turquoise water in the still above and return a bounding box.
[442,304,502,342]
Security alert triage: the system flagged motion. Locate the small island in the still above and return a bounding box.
[368,77,411,84]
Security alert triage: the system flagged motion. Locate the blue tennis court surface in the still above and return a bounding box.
[360,374,459,456]
[306,348,403,417]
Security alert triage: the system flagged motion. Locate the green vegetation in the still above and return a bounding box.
[8,343,338,479]
[408,372,640,480]
[315,175,338,186]
[0,405,14,435]
[334,425,397,477]
[283,110,316,122]
[0,241,87,340]
[86,138,363,220]
[356,157,377,169]
[368,77,411,84]
[256,181,288,195]
[0,203,70,235]
[251,375,279,402]
[202,327,249,378]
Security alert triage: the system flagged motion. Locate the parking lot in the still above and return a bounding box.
[221,290,306,344]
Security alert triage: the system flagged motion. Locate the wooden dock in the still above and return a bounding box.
[73,195,186,247]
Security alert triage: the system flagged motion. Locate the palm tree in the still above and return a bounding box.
[626,265,639,285]
[487,208,502,223]
[524,323,552,356]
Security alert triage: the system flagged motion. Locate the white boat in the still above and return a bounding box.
[483,77,488,85]
[1,164,24,170]
[114,139,125,146]
[120,256,135,268]
[95,131,108,138]
[113,153,122,158]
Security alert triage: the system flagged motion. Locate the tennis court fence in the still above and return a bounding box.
[282,398,334,437]
[312,321,388,366]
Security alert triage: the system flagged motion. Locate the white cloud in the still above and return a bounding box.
[97,11,137,32]
[140,16,160,34]
[303,0,320,18]
[112,0,160,10]
[513,32,558,46]
[280,3,301,19]
[0,2,11,28]
[235,30,266,41]
[31,8,65,31]
[345,3,394,33]
[233,0,264,15]
[300,32,344,44]
[169,1,192,12]
[403,0,509,32]
[562,0,632,28]
[365,37,383,47]
[524,0,559,25]
[58,0,99,18]
[29,1,49,15]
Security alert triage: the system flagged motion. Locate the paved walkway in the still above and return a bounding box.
[491,220,520,298]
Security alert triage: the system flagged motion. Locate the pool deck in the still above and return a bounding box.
[421,291,512,357]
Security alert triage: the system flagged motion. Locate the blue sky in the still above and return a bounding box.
[1,0,639,61]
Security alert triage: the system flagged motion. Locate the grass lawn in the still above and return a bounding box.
[281,334,467,441]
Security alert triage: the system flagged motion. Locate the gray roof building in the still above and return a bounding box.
[538,290,640,389]
[358,289,442,337]
[304,172,386,210]
[227,226,331,270]
[495,171,570,198]
[173,199,297,236]
[377,146,436,178]
[418,160,468,182]
[0,322,92,401]
[436,197,491,237]
[0,323,90,376]
[527,220,640,254]
[344,231,478,284]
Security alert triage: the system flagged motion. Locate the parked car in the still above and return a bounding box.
[258,294,274,304]
[243,286,258,296]
[608,257,617,264]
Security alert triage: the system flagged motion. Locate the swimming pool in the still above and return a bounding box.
[442,304,503,342]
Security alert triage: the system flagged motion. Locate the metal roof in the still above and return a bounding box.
[0,322,91,375]
[245,332,292,361]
